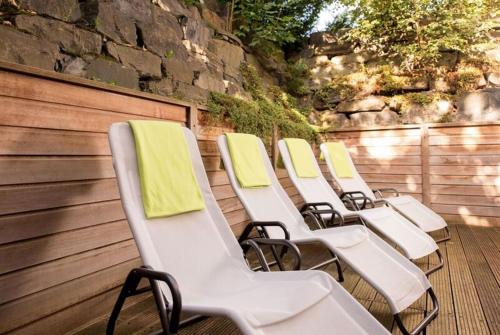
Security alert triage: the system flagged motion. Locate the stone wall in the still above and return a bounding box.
[301,30,500,128]
[0,0,252,104]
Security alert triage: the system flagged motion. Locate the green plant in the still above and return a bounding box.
[405,92,433,106]
[284,59,311,96]
[336,0,495,70]
[228,0,332,54]
[207,64,317,142]
[455,65,484,93]
[164,50,174,59]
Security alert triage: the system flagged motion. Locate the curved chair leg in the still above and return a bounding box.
[425,249,444,277]
[394,288,439,335]
[106,267,181,335]
[435,227,451,243]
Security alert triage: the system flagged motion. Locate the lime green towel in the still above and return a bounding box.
[225,133,271,188]
[129,120,205,218]
[284,138,318,178]
[325,142,354,178]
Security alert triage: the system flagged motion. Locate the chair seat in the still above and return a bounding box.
[359,206,438,259]
[385,195,447,232]
[187,270,390,335]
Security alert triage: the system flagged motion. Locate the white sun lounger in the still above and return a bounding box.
[108,122,391,335]
[320,142,450,242]
[218,134,439,335]
[278,140,443,276]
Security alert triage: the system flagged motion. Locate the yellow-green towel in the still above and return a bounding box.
[284,138,318,178]
[129,120,205,218]
[325,142,354,178]
[225,133,271,188]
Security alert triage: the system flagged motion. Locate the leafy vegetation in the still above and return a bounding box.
[283,59,311,96]
[226,0,331,54]
[207,64,317,142]
[330,0,496,70]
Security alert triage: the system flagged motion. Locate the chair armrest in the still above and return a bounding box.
[340,191,375,209]
[372,188,400,198]
[300,202,335,213]
[128,267,182,334]
[240,238,301,271]
[300,202,344,227]
[238,221,289,243]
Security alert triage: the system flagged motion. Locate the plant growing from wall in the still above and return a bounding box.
[207,64,317,142]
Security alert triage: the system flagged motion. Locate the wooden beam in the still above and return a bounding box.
[421,125,431,206]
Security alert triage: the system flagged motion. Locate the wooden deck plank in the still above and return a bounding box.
[447,225,490,335]
[74,226,500,335]
[457,225,500,335]
[470,227,500,284]
[425,235,457,335]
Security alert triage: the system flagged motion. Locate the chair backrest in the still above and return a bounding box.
[277,140,351,216]
[109,123,248,299]
[217,135,306,239]
[319,142,377,200]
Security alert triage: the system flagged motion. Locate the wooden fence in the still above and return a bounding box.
[0,61,497,335]
[323,122,500,227]
[0,62,301,334]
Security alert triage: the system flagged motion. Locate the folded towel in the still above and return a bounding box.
[284,138,318,178]
[129,120,205,218]
[225,133,271,188]
[325,142,354,178]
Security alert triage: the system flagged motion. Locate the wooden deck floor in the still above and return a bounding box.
[75,224,500,335]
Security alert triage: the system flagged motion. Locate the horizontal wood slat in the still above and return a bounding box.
[0,156,115,185]
[0,220,132,274]
[326,122,499,229]
[0,200,125,244]
[0,70,187,121]
[0,179,120,215]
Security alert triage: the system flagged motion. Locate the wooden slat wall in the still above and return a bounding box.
[323,127,424,201]
[325,123,500,227]
[428,124,500,227]
[0,63,302,334]
[0,65,192,334]
[196,112,303,237]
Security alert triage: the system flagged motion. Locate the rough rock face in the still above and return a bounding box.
[337,96,386,113]
[0,25,59,71]
[0,0,257,104]
[16,15,102,56]
[349,109,400,127]
[18,0,81,22]
[457,88,500,122]
[86,58,139,89]
[107,42,162,79]
[300,31,499,127]
[136,6,184,56]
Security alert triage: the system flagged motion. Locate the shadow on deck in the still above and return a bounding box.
[75,224,500,335]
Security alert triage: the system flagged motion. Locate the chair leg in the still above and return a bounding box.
[106,267,181,335]
[425,249,444,277]
[435,227,451,243]
[393,288,439,335]
[106,271,142,335]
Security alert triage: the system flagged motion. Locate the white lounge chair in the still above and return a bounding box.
[218,134,439,335]
[107,122,391,335]
[278,139,443,276]
[320,142,450,242]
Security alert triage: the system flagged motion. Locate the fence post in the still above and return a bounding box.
[271,125,279,170]
[188,104,198,136]
[420,124,431,206]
